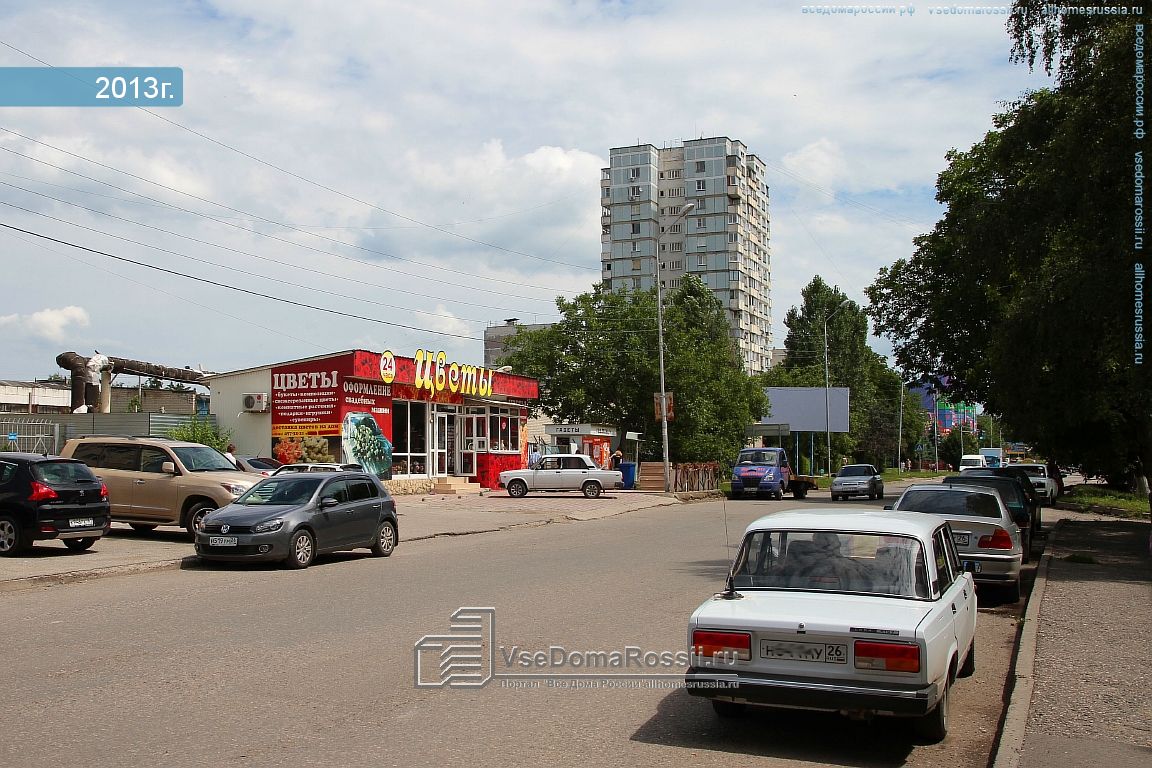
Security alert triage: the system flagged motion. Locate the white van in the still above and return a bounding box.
[959,454,988,471]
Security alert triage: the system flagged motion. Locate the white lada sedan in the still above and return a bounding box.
[685,509,976,743]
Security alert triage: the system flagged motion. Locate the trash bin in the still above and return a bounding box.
[620,461,636,490]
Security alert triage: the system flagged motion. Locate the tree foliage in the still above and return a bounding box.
[867,5,1151,488]
[500,276,766,464]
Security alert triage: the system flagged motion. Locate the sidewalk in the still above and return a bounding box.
[0,490,683,592]
[997,515,1152,768]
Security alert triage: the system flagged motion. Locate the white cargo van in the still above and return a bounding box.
[959,454,988,471]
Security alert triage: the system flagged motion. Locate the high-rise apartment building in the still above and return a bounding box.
[600,137,773,374]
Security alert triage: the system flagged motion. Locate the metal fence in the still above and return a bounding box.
[673,462,722,492]
[0,419,62,454]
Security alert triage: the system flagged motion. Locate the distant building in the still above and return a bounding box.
[483,318,552,367]
[0,380,71,413]
[601,137,773,374]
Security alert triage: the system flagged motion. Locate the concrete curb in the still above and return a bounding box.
[991,519,1061,768]
[0,556,203,594]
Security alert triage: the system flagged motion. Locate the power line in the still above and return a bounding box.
[0,140,573,299]
[0,221,483,341]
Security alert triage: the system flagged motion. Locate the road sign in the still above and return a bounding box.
[6,432,17,442]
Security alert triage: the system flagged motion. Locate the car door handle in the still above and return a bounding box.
[951,603,958,614]
[134,479,145,484]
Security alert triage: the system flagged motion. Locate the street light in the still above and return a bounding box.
[655,201,695,493]
[823,298,851,476]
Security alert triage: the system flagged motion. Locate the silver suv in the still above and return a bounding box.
[61,436,264,536]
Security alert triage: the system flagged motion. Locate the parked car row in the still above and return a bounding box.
[0,437,400,569]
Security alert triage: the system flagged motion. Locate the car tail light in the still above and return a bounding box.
[692,630,751,661]
[978,528,1013,549]
[854,640,920,672]
[99,482,109,500]
[28,481,59,502]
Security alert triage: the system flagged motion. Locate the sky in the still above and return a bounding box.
[0,1,1052,384]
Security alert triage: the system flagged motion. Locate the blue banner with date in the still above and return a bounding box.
[0,67,183,106]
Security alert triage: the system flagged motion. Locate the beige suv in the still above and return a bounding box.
[61,436,264,536]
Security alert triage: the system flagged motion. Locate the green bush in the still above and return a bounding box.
[166,418,232,453]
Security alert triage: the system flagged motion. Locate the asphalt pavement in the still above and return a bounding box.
[2,477,1149,764]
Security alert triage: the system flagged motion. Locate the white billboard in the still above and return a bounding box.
[761,387,850,433]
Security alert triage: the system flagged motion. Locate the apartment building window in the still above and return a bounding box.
[631,205,640,217]
[602,226,610,235]
[602,207,610,217]
[728,213,737,224]
[632,277,641,290]
[670,242,683,252]
[697,217,706,229]
[727,175,737,187]
[696,179,706,192]
[631,222,641,234]
[670,187,684,197]
[631,241,640,252]
[729,271,741,282]
[631,259,642,271]
[670,278,681,288]
[729,252,739,262]
[695,161,706,173]
[629,185,643,199]
[603,187,610,198]
[730,290,737,300]
[659,243,666,252]
[698,254,707,267]
[668,205,681,215]
[668,224,682,234]
[628,168,640,180]
[668,169,682,179]
[728,233,738,243]
[670,260,683,270]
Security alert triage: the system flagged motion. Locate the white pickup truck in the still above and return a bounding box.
[498,454,623,498]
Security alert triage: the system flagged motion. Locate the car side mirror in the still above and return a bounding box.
[319,496,339,508]
[161,461,176,475]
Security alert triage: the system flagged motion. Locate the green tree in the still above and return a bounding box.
[166,418,232,452]
[867,5,1151,497]
[501,276,766,464]
[939,429,979,473]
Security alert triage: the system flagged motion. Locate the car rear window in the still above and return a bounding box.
[897,489,1001,518]
[245,457,280,470]
[31,460,98,484]
[731,529,929,598]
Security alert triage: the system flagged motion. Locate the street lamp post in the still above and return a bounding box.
[655,202,695,493]
[823,299,851,476]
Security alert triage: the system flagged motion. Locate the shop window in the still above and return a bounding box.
[391,400,428,475]
[488,408,520,452]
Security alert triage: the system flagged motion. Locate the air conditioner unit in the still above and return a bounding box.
[242,393,270,412]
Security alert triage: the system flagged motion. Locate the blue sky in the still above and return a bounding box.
[0,1,1051,381]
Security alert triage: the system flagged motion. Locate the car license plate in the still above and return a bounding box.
[69,518,94,527]
[209,536,238,547]
[952,533,970,546]
[760,640,847,664]
[962,560,982,573]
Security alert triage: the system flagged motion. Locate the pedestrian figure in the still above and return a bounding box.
[528,444,541,469]
[611,449,623,471]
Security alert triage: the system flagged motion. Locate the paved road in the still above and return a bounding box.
[1,493,1025,768]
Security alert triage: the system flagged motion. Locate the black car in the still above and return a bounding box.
[962,467,1043,533]
[195,471,398,569]
[943,475,1034,562]
[0,452,111,555]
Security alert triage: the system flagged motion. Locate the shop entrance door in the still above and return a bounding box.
[457,409,486,477]
[434,411,456,476]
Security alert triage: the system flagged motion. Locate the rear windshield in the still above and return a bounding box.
[896,489,1002,518]
[731,529,929,599]
[946,479,1024,507]
[31,460,98,484]
[236,477,323,505]
[837,465,873,477]
[737,451,778,466]
[1017,465,1046,478]
[243,457,281,470]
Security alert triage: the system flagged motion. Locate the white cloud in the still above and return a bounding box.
[0,305,90,342]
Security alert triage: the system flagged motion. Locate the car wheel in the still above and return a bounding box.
[914,678,949,743]
[0,515,29,556]
[773,484,784,501]
[869,491,877,500]
[184,502,217,540]
[1021,529,1032,564]
[878,488,885,500]
[129,524,157,532]
[793,486,807,499]
[958,641,975,678]
[582,481,602,499]
[1003,578,1022,603]
[830,493,840,501]
[711,700,747,718]
[370,520,397,557]
[285,529,315,569]
[507,479,528,498]
[62,537,98,552]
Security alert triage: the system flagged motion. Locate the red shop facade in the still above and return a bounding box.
[268,349,538,490]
